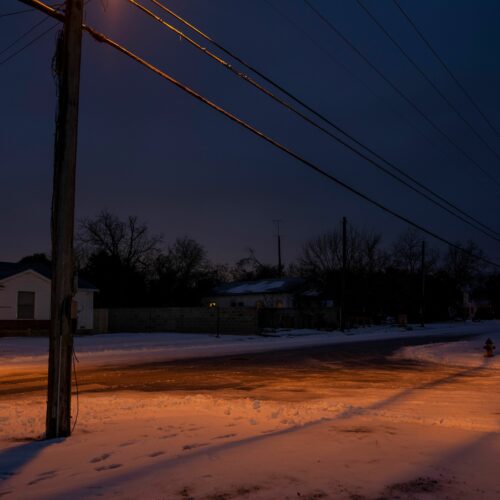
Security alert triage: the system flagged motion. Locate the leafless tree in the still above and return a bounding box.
[298,226,386,277]
[155,237,208,285]
[77,210,162,269]
[445,241,487,287]
[390,229,439,274]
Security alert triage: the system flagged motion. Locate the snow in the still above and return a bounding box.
[222,280,287,294]
[1,321,499,498]
[393,331,500,369]
[1,320,498,375]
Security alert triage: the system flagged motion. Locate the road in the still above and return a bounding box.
[1,333,491,402]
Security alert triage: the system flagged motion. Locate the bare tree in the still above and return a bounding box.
[155,237,208,285]
[77,210,162,269]
[298,226,385,277]
[445,241,487,287]
[391,229,439,273]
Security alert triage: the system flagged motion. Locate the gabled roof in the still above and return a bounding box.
[0,262,97,290]
[213,277,307,296]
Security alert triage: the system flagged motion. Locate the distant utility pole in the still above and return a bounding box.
[420,240,426,328]
[46,0,84,439]
[340,216,347,332]
[274,220,283,277]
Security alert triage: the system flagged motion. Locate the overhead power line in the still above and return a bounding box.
[302,0,500,188]
[131,0,500,242]
[0,22,58,66]
[392,0,500,139]
[18,0,500,269]
[0,3,59,18]
[0,13,51,58]
[355,0,500,164]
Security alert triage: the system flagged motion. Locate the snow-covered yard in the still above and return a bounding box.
[1,322,499,499]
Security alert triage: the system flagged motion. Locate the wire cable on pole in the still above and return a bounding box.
[18,0,500,269]
[355,0,500,163]
[392,0,500,139]
[130,0,500,242]
[0,22,59,66]
[302,0,500,188]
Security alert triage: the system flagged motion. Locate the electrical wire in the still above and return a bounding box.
[131,0,500,242]
[0,3,60,18]
[355,0,500,163]
[71,346,80,433]
[0,14,52,57]
[302,0,500,187]
[392,0,500,139]
[18,0,500,269]
[0,22,59,66]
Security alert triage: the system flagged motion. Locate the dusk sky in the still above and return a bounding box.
[2,0,500,266]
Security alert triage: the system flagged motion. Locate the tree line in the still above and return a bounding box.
[19,211,500,322]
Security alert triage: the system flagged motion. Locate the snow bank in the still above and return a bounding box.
[393,331,500,369]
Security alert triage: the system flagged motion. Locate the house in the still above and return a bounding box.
[0,261,97,333]
[206,277,329,309]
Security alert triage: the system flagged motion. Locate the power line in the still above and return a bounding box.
[302,0,500,188]
[0,3,59,18]
[19,0,500,269]
[392,0,500,139]
[261,0,448,160]
[0,2,89,67]
[355,0,500,164]
[0,22,58,66]
[134,0,500,242]
[0,14,51,58]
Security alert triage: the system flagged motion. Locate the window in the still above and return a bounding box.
[17,291,35,319]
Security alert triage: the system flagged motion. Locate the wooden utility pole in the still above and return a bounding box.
[340,216,347,331]
[46,0,84,439]
[420,240,426,328]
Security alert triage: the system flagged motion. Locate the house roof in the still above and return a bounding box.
[213,278,307,296]
[0,262,97,290]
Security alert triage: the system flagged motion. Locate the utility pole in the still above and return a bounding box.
[46,0,84,439]
[274,220,283,278]
[420,240,426,328]
[340,216,347,331]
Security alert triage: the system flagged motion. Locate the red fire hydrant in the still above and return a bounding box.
[483,338,496,358]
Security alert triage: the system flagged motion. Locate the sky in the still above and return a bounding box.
[2,0,500,268]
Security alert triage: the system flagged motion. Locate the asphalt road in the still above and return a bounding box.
[1,333,489,401]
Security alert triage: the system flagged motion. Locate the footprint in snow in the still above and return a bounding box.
[27,471,57,485]
[95,464,122,472]
[212,433,237,440]
[160,433,177,439]
[119,441,136,447]
[182,443,209,451]
[90,453,111,463]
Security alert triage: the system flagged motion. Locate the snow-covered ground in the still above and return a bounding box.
[1,320,498,374]
[1,322,499,499]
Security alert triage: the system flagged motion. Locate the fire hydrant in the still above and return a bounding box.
[483,338,496,358]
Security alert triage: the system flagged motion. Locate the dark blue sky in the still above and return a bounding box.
[2,0,500,266]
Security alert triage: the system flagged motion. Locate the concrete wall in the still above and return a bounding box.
[96,307,259,335]
[258,308,339,330]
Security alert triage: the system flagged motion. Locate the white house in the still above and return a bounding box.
[207,278,312,309]
[0,262,97,331]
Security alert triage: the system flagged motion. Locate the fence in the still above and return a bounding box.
[95,307,259,335]
[94,306,339,335]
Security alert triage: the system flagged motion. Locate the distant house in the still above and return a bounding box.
[206,278,330,309]
[0,262,97,333]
